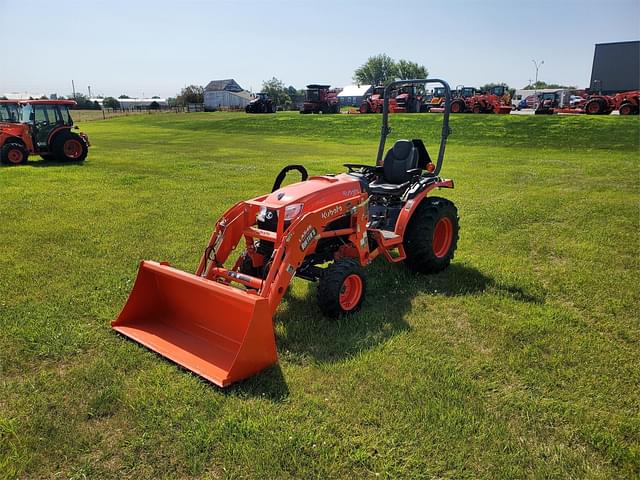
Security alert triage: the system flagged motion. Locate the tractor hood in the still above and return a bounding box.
[259,174,364,212]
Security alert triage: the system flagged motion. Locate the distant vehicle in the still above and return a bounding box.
[245,93,275,113]
[570,95,584,107]
[0,100,90,165]
[516,95,538,110]
[300,85,340,114]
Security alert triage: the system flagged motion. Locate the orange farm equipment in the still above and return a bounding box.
[113,79,460,387]
[449,86,477,113]
[450,86,511,114]
[0,100,89,165]
[583,90,640,115]
[426,86,447,111]
[359,86,398,114]
[393,85,424,113]
[300,84,340,114]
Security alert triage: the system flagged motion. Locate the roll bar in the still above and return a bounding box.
[376,79,451,176]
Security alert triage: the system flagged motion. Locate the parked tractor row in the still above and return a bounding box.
[0,100,90,165]
[359,84,511,115]
[533,89,640,115]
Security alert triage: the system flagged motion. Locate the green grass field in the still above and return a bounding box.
[1,112,639,479]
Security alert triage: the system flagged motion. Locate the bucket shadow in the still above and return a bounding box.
[222,363,290,402]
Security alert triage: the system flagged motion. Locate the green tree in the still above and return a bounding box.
[522,81,576,90]
[395,59,428,80]
[103,97,121,109]
[479,82,515,98]
[354,54,398,86]
[176,85,204,105]
[261,77,290,108]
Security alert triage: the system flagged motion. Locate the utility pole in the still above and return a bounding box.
[532,59,543,107]
[88,85,92,99]
[71,80,76,100]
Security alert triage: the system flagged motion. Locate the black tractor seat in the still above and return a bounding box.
[367,139,421,196]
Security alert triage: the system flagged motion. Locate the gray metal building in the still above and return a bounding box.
[203,79,252,111]
[590,41,640,94]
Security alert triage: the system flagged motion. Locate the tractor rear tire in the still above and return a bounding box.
[585,99,606,115]
[403,197,459,274]
[1,142,28,165]
[317,258,366,318]
[52,131,88,162]
[450,100,465,113]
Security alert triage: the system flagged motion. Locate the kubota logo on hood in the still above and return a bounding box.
[321,205,343,219]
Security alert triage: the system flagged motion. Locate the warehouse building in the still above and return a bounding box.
[203,79,252,111]
[337,84,372,106]
[590,41,640,94]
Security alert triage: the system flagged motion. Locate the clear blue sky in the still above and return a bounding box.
[1,0,638,98]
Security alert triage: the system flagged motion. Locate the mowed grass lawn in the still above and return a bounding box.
[1,112,638,479]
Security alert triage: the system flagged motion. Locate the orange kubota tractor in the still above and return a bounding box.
[359,86,399,113]
[0,100,89,165]
[113,79,459,387]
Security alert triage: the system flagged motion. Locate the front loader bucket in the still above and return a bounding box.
[112,261,277,387]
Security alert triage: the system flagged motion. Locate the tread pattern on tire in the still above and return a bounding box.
[1,142,28,165]
[317,258,366,318]
[52,131,88,162]
[403,196,459,274]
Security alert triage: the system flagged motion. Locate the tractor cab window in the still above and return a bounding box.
[59,106,71,124]
[433,87,445,97]
[0,104,19,122]
[34,105,48,124]
[461,88,475,97]
[20,104,34,123]
[306,89,320,101]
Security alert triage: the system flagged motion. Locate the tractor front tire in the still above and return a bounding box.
[53,132,88,162]
[619,103,637,115]
[317,259,367,318]
[1,142,28,165]
[404,197,459,274]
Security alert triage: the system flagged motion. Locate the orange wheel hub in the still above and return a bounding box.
[339,274,363,311]
[432,217,453,258]
[64,139,83,159]
[7,149,24,164]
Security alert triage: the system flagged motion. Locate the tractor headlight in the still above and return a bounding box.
[256,206,268,223]
[284,203,304,222]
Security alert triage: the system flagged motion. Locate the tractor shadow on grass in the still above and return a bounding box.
[225,261,541,400]
[26,159,86,167]
[275,261,542,366]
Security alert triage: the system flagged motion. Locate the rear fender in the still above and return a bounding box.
[394,178,454,238]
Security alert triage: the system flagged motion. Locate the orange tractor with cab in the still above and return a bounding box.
[113,79,459,387]
[0,99,89,165]
[450,86,511,114]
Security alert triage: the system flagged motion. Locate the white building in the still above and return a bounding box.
[203,79,252,111]
[337,84,372,106]
[91,98,168,109]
